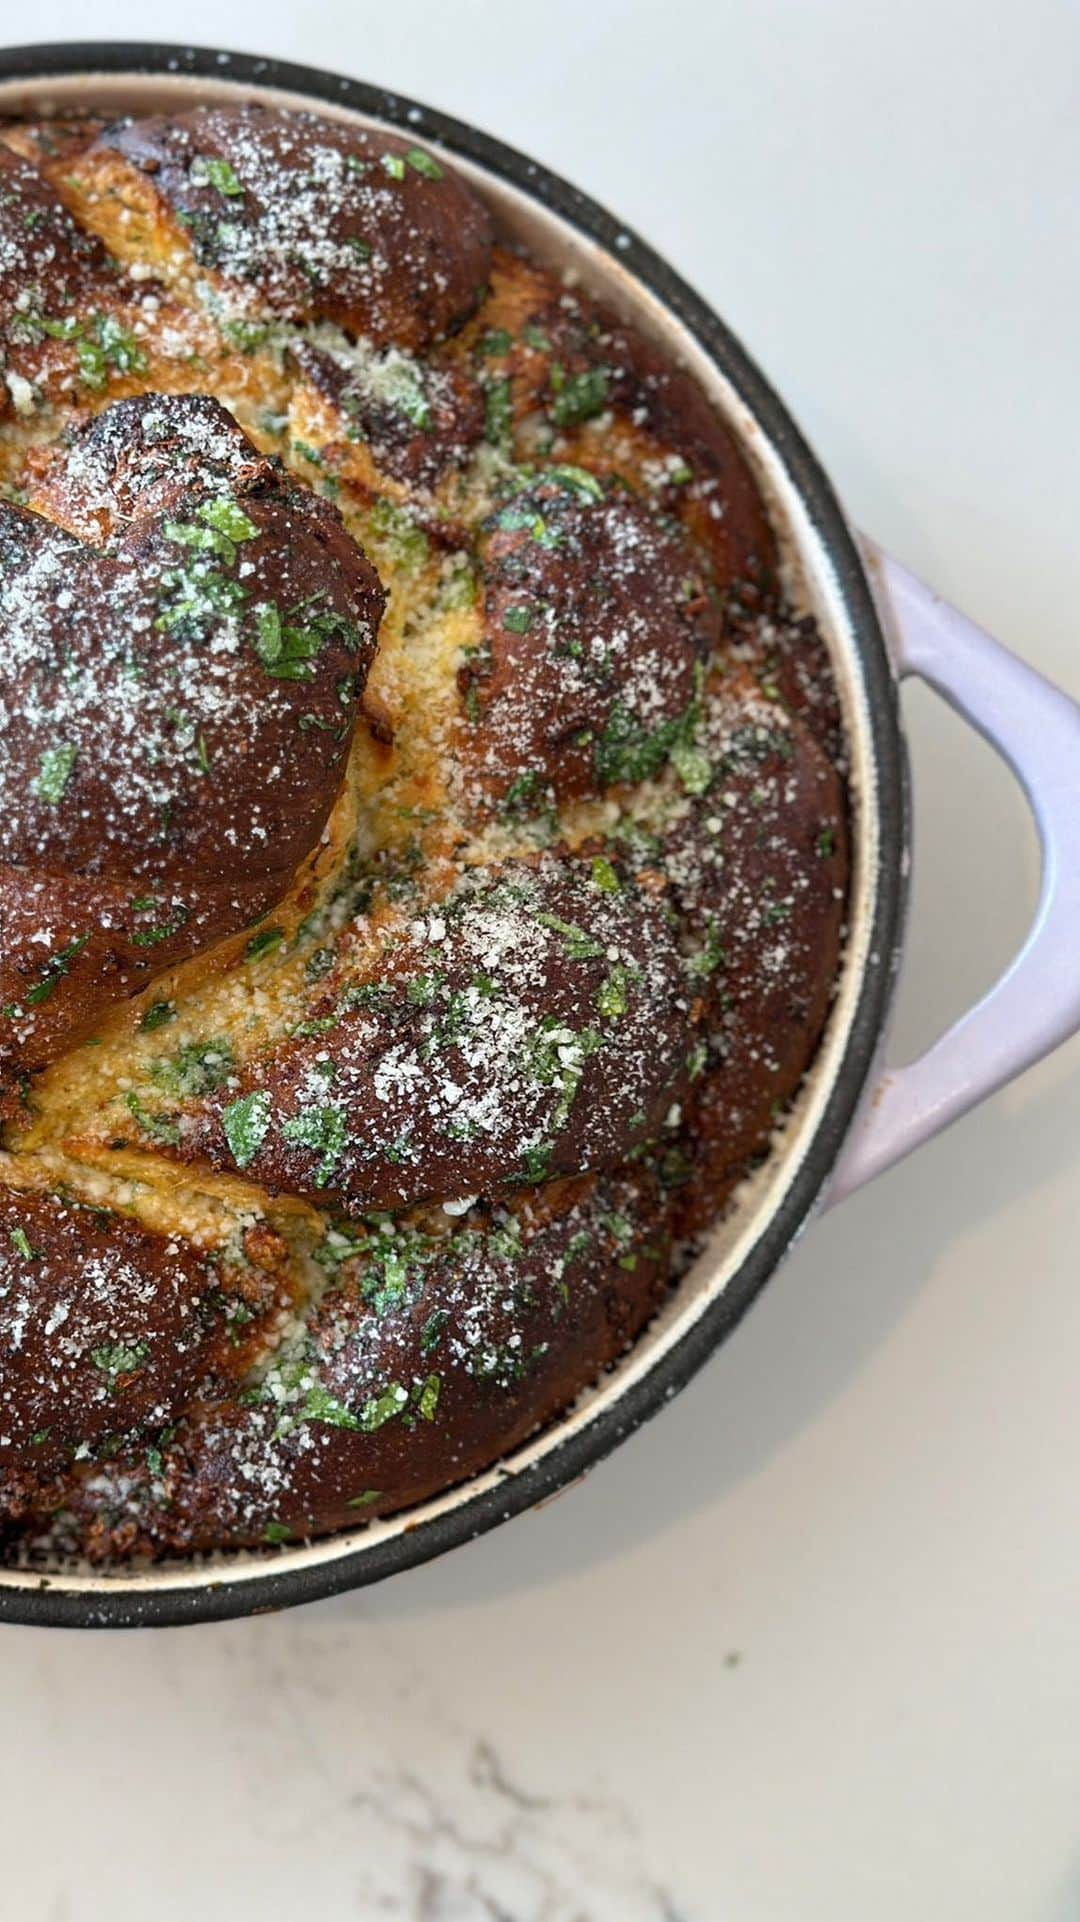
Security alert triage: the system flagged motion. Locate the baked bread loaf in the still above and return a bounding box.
[0,103,848,1563]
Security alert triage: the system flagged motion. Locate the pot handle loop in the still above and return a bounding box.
[826,540,1080,1204]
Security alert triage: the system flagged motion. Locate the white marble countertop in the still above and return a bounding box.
[3,4,1078,1917]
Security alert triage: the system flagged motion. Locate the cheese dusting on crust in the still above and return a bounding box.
[0,106,849,1564]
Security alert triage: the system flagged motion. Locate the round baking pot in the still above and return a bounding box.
[0,42,1077,1630]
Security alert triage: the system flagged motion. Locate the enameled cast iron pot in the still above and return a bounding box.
[1,42,1077,1630]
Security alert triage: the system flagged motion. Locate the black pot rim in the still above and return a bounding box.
[0,40,908,1629]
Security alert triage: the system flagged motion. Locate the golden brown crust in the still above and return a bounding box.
[462,470,720,811]
[0,144,131,418]
[0,106,850,1566]
[160,854,695,1210]
[16,1171,669,1557]
[449,246,776,597]
[0,393,385,1086]
[662,672,849,1225]
[97,106,495,350]
[0,1186,290,1490]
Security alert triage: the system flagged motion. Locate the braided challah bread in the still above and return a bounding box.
[0,103,848,1562]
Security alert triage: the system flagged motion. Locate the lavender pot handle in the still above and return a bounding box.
[827,539,1080,1205]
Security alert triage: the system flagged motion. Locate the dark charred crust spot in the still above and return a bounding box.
[290,337,484,490]
[98,105,495,350]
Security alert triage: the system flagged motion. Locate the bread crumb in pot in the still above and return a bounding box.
[0,104,849,1563]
